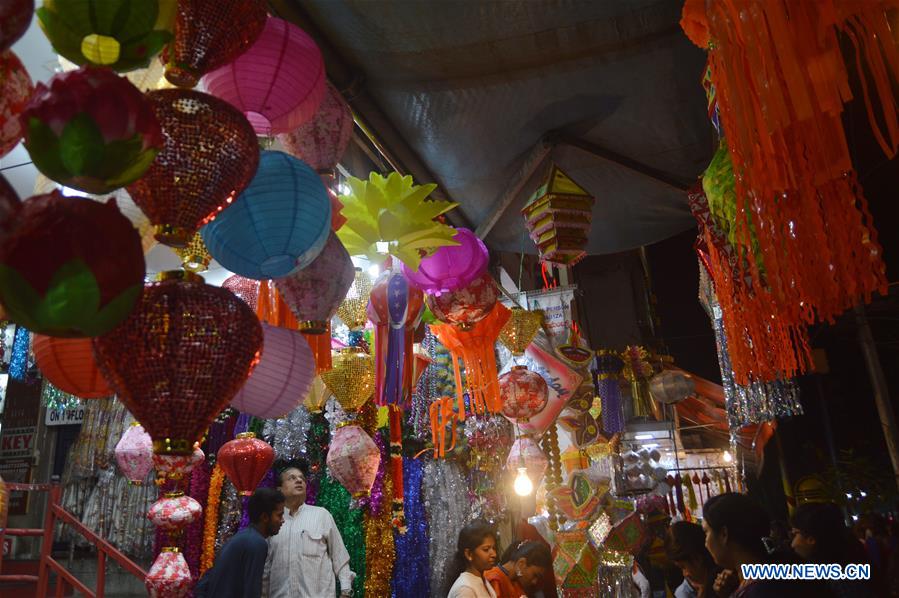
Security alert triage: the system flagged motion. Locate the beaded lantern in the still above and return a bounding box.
[426,272,499,330]
[499,365,549,422]
[145,548,191,598]
[401,227,488,296]
[0,192,145,337]
[326,423,381,498]
[1,0,33,52]
[164,0,267,89]
[222,275,259,312]
[498,307,544,356]
[279,82,354,173]
[522,164,595,266]
[217,432,274,496]
[126,89,259,247]
[203,17,326,136]
[92,271,263,457]
[201,151,331,279]
[321,348,375,412]
[336,268,372,330]
[0,50,33,159]
[21,68,163,194]
[173,232,210,273]
[32,335,112,398]
[114,422,153,484]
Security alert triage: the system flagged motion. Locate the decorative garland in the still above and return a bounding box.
[184,460,211,578]
[541,424,564,531]
[317,473,365,598]
[388,405,406,532]
[200,464,224,574]
[391,456,430,598]
[363,431,395,598]
[304,413,330,505]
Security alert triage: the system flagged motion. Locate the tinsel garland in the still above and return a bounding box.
[41,379,82,410]
[9,325,29,380]
[388,405,406,531]
[317,473,366,598]
[391,456,430,598]
[262,404,312,460]
[594,350,624,435]
[205,411,238,464]
[304,413,330,505]
[184,460,211,578]
[238,469,275,531]
[409,330,439,442]
[200,464,224,574]
[541,425,564,531]
[463,415,512,522]
[216,479,242,552]
[363,431,395,598]
[423,459,469,597]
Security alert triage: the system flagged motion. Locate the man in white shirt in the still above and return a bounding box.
[262,459,355,598]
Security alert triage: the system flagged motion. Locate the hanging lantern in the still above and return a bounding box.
[401,227,488,296]
[506,435,548,483]
[146,548,191,598]
[164,0,267,89]
[621,346,657,420]
[153,444,204,481]
[336,268,372,330]
[0,50,33,159]
[521,163,594,266]
[203,17,325,136]
[147,490,202,532]
[1,0,33,52]
[21,68,163,194]
[0,193,145,337]
[498,307,544,356]
[275,231,354,333]
[230,323,315,419]
[36,0,175,72]
[115,422,153,484]
[173,232,210,273]
[0,174,20,242]
[92,271,263,456]
[649,369,695,405]
[201,151,331,279]
[222,275,259,312]
[326,423,381,498]
[217,432,275,496]
[32,335,112,398]
[553,529,600,593]
[426,272,499,330]
[595,349,625,435]
[321,348,375,412]
[303,375,330,413]
[500,366,549,422]
[279,82,353,173]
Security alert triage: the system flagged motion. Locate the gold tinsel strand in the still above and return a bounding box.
[541,425,564,531]
[363,409,395,597]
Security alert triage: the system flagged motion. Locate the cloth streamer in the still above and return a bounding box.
[257,281,331,373]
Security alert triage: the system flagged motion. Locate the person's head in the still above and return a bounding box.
[275,458,309,504]
[791,502,851,563]
[666,521,716,587]
[445,520,498,592]
[247,487,286,537]
[500,540,552,592]
[702,493,769,569]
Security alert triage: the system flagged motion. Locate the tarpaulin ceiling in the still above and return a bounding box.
[282,0,714,255]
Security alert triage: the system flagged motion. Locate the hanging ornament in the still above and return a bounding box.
[32,335,112,398]
[115,422,154,484]
[498,307,543,356]
[401,227,488,296]
[649,369,695,405]
[337,268,373,330]
[321,348,375,412]
[126,88,258,247]
[553,529,600,594]
[303,375,330,413]
[93,271,263,458]
[147,491,202,532]
[621,346,656,420]
[558,383,602,449]
[146,548,191,598]
[279,82,353,174]
[326,423,381,498]
[217,432,275,496]
[0,50,33,159]
[0,174,20,238]
[426,272,499,330]
[173,232,210,273]
[522,163,595,265]
[506,435,548,484]
[499,366,548,422]
[222,275,259,312]
[21,68,163,194]
[201,151,331,279]
[0,192,145,337]
[153,444,204,482]
[1,0,33,52]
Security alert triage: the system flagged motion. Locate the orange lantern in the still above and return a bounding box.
[33,334,112,398]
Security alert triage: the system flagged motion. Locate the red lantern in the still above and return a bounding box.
[500,365,549,422]
[222,275,259,312]
[0,0,33,52]
[32,334,112,398]
[426,272,499,329]
[93,271,263,456]
[126,89,259,247]
[217,432,274,496]
[0,50,33,159]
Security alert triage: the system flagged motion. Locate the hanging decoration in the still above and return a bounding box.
[279,82,354,174]
[0,0,32,52]
[0,193,145,337]
[41,380,80,411]
[199,464,224,574]
[506,434,548,484]
[522,163,595,265]
[303,375,331,414]
[620,346,656,420]
[216,432,275,496]
[498,307,543,356]
[115,422,154,484]
[426,272,499,330]
[558,382,602,449]
[147,491,202,532]
[428,396,458,459]
[499,366,549,422]
[337,269,373,330]
[363,426,395,598]
[326,423,381,498]
[173,233,210,273]
[126,88,259,247]
[0,50,33,159]
[391,456,430,598]
[153,443,205,483]
[553,529,600,595]
[8,325,30,381]
[145,548,191,598]
[542,424,565,530]
[32,334,112,398]
[648,369,695,405]
[321,348,375,413]
[0,174,20,236]
[222,275,258,311]
[422,460,468,596]
[401,227,489,296]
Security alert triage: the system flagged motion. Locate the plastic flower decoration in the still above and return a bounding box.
[336,172,459,270]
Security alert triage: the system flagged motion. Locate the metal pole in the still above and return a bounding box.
[853,304,899,492]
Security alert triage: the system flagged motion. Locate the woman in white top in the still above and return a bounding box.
[446,520,499,598]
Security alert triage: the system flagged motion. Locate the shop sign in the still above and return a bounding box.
[0,427,36,459]
[0,458,31,515]
[45,406,85,426]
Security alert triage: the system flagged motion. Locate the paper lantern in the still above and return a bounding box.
[173,232,210,273]
[279,82,353,173]
[230,323,315,419]
[336,269,372,330]
[36,0,175,72]
[274,231,354,333]
[203,17,325,136]
[93,271,263,455]
[500,366,548,422]
[147,491,202,532]
[401,228,487,295]
[21,67,163,194]
[217,432,275,496]
[649,370,695,405]
[0,0,32,52]
[506,435,548,483]
[164,0,267,89]
[153,444,204,481]
[201,151,331,279]
[0,51,33,159]
[0,192,145,337]
[146,548,191,598]
[126,89,259,247]
[222,275,259,312]
[115,422,153,484]
[321,348,375,412]
[498,307,543,355]
[303,375,330,413]
[426,272,499,330]
[32,335,112,398]
[522,164,594,265]
[326,424,380,498]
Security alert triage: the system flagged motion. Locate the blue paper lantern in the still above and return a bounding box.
[201,150,331,279]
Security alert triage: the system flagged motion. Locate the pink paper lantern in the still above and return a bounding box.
[230,323,315,418]
[202,17,326,136]
[326,424,381,498]
[146,548,191,598]
[278,83,353,173]
[402,227,488,295]
[153,444,205,481]
[222,275,259,311]
[147,491,202,532]
[506,435,548,483]
[115,422,153,484]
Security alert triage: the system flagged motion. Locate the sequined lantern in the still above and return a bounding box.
[0,193,145,337]
[173,232,210,273]
[401,228,488,295]
[222,275,258,311]
[326,423,381,498]
[500,366,548,422]
[336,268,372,330]
[164,0,267,89]
[115,422,153,484]
[426,272,499,330]
[0,51,33,159]
[275,232,354,333]
[203,17,325,136]
[126,89,259,247]
[506,435,548,483]
[32,335,112,398]
[230,323,315,419]
[93,271,263,456]
[279,82,353,173]
[522,164,594,265]
[0,0,33,52]
[21,68,163,194]
[146,548,191,598]
[498,307,544,355]
[201,151,331,279]
[321,348,375,412]
[649,369,695,405]
[147,491,202,532]
[36,0,175,72]
[217,432,275,496]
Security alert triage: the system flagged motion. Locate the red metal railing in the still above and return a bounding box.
[0,482,147,597]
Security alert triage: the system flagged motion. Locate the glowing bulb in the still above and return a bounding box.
[722,450,733,463]
[513,467,533,496]
[375,241,389,254]
[368,264,380,279]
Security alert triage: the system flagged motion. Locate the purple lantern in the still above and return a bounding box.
[202,17,326,136]
[402,227,488,296]
[278,83,354,174]
[230,323,316,418]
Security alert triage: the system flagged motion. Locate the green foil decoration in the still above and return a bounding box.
[317,473,366,598]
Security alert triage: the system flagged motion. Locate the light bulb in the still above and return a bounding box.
[723,450,733,463]
[368,264,380,279]
[375,241,390,254]
[514,467,533,496]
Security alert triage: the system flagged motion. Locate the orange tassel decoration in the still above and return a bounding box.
[256,281,332,373]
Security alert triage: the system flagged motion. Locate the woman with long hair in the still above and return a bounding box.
[483,540,552,597]
[446,520,499,598]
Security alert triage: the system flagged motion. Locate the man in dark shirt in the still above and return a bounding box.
[195,487,285,598]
